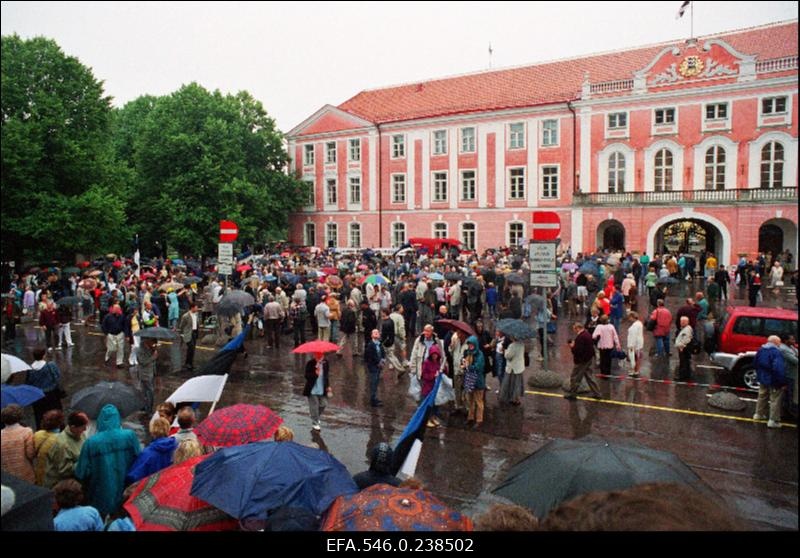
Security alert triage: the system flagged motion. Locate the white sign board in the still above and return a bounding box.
[218,243,233,264]
[529,242,556,271]
[530,272,558,288]
[217,263,233,276]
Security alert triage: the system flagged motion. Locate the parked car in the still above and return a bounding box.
[710,306,798,389]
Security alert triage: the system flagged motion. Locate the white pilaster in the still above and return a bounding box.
[369,131,377,211]
[449,128,458,209]
[580,107,591,192]
[527,118,539,207]
[478,127,487,208]
[492,123,505,208]
[571,208,584,254]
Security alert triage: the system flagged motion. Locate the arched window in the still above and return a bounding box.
[348,223,361,248]
[461,223,476,251]
[391,222,406,248]
[654,148,673,191]
[704,146,726,190]
[760,142,784,189]
[608,152,626,193]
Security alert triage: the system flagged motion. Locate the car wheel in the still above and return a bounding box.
[741,365,759,390]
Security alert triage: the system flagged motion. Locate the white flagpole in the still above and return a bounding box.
[690,1,694,40]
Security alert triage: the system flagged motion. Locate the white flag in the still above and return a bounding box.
[676,1,690,19]
[134,249,140,278]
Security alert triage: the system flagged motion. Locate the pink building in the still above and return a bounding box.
[287,21,798,266]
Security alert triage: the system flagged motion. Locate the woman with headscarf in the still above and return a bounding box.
[421,344,446,428]
[461,335,486,428]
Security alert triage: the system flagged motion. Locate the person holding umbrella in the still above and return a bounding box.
[27,346,64,430]
[303,351,332,431]
[136,338,158,414]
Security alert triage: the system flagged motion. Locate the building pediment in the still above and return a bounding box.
[288,105,375,138]
[634,38,757,90]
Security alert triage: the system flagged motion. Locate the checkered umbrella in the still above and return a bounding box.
[195,404,283,447]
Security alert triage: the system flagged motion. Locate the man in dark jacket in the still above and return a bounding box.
[364,329,386,407]
[361,301,377,348]
[336,299,359,356]
[303,353,331,431]
[102,303,127,367]
[564,322,602,400]
[352,442,401,489]
[753,335,787,428]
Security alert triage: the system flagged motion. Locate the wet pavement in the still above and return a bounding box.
[3,283,797,530]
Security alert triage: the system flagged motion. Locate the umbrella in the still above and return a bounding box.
[62,266,80,275]
[263,274,278,282]
[78,278,97,290]
[142,272,156,279]
[158,281,183,292]
[292,340,341,354]
[112,260,123,269]
[445,272,465,281]
[236,264,252,273]
[190,441,359,520]
[196,326,251,376]
[181,276,201,286]
[657,277,679,285]
[506,272,527,285]
[124,454,238,532]
[77,261,91,269]
[2,353,32,376]
[492,436,709,518]
[195,404,283,447]
[105,253,117,260]
[216,290,255,317]
[435,319,476,338]
[495,319,537,340]
[321,267,338,276]
[170,258,186,266]
[357,264,369,271]
[321,484,473,532]
[561,262,578,272]
[578,261,599,275]
[280,272,300,285]
[326,275,343,289]
[70,381,144,419]
[1,471,54,531]
[135,327,178,340]
[88,270,103,277]
[427,272,444,281]
[1,385,45,408]
[55,296,81,307]
[361,274,388,286]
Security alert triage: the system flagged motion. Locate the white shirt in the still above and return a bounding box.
[190,312,198,330]
[627,320,644,351]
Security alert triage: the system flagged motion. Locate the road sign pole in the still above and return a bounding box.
[529,239,560,372]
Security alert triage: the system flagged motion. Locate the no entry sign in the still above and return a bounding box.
[219,220,238,243]
[531,211,561,241]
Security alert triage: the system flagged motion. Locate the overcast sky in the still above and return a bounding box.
[2,1,797,132]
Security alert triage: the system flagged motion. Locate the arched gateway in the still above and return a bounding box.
[646,213,731,265]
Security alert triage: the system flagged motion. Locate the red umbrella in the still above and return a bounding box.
[194,404,283,447]
[124,454,238,532]
[292,340,340,354]
[435,319,476,337]
[77,261,91,269]
[321,484,473,531]
[326,275,343,289]
[112,260,123,268]
[321,267,338,276]
[236,263,252,273]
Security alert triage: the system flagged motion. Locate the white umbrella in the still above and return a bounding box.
[1,354,31,383]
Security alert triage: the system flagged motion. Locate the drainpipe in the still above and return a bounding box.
[376,123,382,248]
[567,100,578,194]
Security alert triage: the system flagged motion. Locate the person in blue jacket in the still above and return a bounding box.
[753,335,787,429]
[124,417,178,486]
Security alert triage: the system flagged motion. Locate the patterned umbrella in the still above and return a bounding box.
[124,454,238,532]
[360,274,388,286]
[326,275,343,289]
[194,404,283,447]
[321,484,473,531]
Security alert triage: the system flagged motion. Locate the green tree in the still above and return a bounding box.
[1,35,128,263]
[123,83,307,256]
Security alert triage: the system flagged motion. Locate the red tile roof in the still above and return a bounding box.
[337,20,797,124]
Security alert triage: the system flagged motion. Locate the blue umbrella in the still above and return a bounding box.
[495,319,537,340]
[190,441,358,520]
[264,274,277,282]
[427,272,444,281]
[170,258,185,266]
[578,261,599,275]
[281,273,299,285]
[1,385,45,408]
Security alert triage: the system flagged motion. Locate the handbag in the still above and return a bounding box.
[407,374,421,402]
[611,349,627,360]
[546,321,557,334]
[645,318,657,331]
[435,374,455,405]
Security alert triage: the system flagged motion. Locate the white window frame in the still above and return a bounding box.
[460,169,476,201]
[541,119,559,147]
[391,173,406,204]
[508,122,525,150]
[703,145,727,191]
[326,141,337,164]
[432,130,448,156]
[460,127,476,153]
[304,144,315,166]
[391,134,406,159]
[644,139,684,192]
[507,167,526,200]
[304,222,316,246]
[325,222,338,249]
[702,101,732,132]
[432,171,448,202]
[348,138,361,162]
[348,222,362,248]
[599,143,635,194]
[759,141,785,189]
[692,136,737,190]
[608,152,626,193]
[303,178,316,209]
[747,131,798,191]
[507,222,525,248]
[540,165,559,199]
[348,175,361,206]
[605,111,629,139]
[325,177,337,206]
[460,222,477,251]
[653,148,674,192]
[757,94,793,128]
[654,107,676,125]
[391,222,407,248]
[761,96,787,116]
[652,106,678,136]
[432,222,448,238]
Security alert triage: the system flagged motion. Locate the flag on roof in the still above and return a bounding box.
[676,1,690,19]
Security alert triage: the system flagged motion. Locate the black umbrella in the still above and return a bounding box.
[181,276,202,286]
[135,327,178,340]
[444,272,465,282]
[55,296,81,306]
[216,291,256,318]
[1,471,54,531]
[495,319,537,340]
[62,266,80,275]
[70,381,144,419]
[493,436,708,518]
[506,272,527,285]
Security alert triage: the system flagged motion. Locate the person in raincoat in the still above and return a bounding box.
[461,335,486,427]
[124,417,177,486]
[167,288,180,328]
[74,404,141,518]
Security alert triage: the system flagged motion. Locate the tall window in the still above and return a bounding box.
[349,176,361,204]
[461,223,476,251]
[509,123,525,149]
[608,112,627,129]
[433,130,447,155]
[509,168,525,200]
[433,222,448,238]
[304,145,315,166]
[654,108,676,125]
[508,222,524,247]
[542,119,558,146]
[326,178,337,205]
[326,223,338,249]
[433,172,448,202]
[461,170,476,201]
[541,166,559,199]
[705,103,728,120]
[326,142,336,163]
[392,174,406,203]
[608,152,626,193]
[761,96,787,115]
[349,139,361,161]
[704,146,726,190]
[391,223,406,248]
[654,148,673,191]
[348,223,361,248]
[392,135,405,158]
[461,127,476,152]
[304,180,315,206]
[760,142,784,189]
[304,223,315,246]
